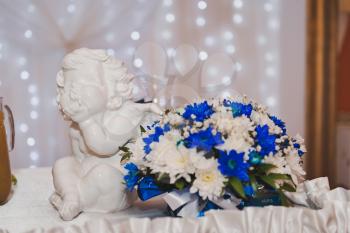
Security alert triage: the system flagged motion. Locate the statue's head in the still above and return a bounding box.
[56,48,134,122]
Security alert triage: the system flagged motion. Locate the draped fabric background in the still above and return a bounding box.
[0,0,305,169]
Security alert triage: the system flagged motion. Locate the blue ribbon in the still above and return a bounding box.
[237,190,282,209]
[136,177,282,217]
[197,201,222,217]
[137,176,165,201]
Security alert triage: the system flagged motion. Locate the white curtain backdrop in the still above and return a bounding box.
[0,0,305,169]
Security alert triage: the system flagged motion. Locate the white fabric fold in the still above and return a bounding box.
[20,177,350,233]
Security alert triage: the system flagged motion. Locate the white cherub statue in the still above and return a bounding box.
[50,48,162,221]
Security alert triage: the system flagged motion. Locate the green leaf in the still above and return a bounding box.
[176,140,184,147]
[267,173,291,181]
[258,173,294,191]
[120,152,132,164]
[11,174,17,186]
[140,125,146,134]
[257,163,277,174]
[119,146,129,152]
[229,177,246,199]
[280,183,297,192]
[259,175,277,189]
[249,174,258,192]
[156,173,170,184]
[278,190,294,207]
[175,179,186,190]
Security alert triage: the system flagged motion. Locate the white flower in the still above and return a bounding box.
[215,116,254,154]
[146,130,179,163]
[190,153,214,170]
[128,137,145,164]
[250,110,282,134]
[162,111,183,126]
[285,150,306,185]
[146,131,199,183]
[217,133,252,154]
[190,158,227,200]
[294,134,307,153]
[163,146,199,183]
[263,154,291,175]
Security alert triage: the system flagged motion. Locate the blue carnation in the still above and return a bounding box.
[182,101,214,122]
[255,125,276,156]
[124,163,139,191]
[184,127,224,151]
[143,123,171,154]
[218,150,250,181]
[269,115,286,135]
[223,99,253,117]
[244,185,255,197]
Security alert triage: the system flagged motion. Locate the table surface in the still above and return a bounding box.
[0,167,166,233]
[1,168,349,233]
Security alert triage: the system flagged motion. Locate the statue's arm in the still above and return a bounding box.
[78,102,162,157]
[129,102,163,115]
[79,118,122,157]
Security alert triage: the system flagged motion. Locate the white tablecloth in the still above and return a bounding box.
[0,168,166,233]
[0,168,349,233]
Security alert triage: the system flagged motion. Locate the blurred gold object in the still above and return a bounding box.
[0,97,15,204]
[340,0,350,12]
[306,0,338,186]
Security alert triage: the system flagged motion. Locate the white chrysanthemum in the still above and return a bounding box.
[146,131,199,183]
[285,150,306,185]
[190,152,214,170]
[146,130,180,162]
[190,158,227,200]
[162,146,199,183]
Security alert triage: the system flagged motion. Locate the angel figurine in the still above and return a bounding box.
[50,48,162,221]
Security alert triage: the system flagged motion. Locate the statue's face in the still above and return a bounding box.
[59,62,109,122]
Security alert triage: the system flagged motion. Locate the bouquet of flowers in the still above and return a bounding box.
[122,96,306,217]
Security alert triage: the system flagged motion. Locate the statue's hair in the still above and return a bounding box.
[62,48,109,70]
[56,48,134,121]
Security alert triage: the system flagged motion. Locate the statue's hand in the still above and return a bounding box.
[147,103,163,115]
[130,102,163,117]
[113,101,163,127]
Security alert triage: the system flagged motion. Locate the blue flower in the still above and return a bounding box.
[255,125,276,156]
[143,124,171,154]
[223,99,253,117]
[124,163,139,191]
[184,127,224,151]
[248,150,263,165]
[182,101,214,122]
[218,150,250,181]
[244,185,255,197]
[293,143,305,156]
[269,115,286,134]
